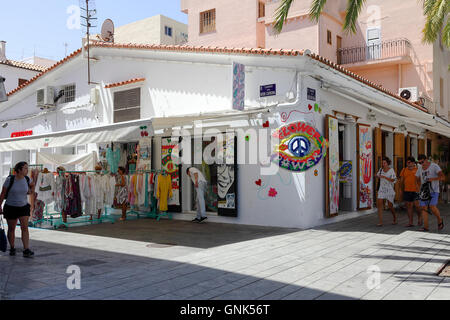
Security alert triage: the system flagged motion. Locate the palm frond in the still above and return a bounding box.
[274,0,295,34]
[422,0,448,43]
[309,0,328,23]
[443,19,450,47]
[343,0,367,34]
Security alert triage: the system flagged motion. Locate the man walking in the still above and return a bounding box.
[416,155,445,231]
[186,167,208,223]
[399,157,422,227]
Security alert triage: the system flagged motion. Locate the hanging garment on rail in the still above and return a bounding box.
[32,193,45,222]
[156,173,173,212]
[81,174,96,217]
[105,175,116,206]
[54,175,65,212]
[35,172,55,205]
[63,174,82,218]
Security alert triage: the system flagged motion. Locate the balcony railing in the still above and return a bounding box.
[337,38,412,65]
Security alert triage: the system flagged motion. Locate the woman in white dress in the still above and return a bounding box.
[376,157,397,226]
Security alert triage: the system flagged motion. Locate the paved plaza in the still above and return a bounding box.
[0,206,449,300]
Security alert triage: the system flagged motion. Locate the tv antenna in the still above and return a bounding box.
[80,0,98,85]
[100,19,115,43]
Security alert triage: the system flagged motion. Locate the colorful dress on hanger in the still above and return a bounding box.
[156,174,173,212]
[32,194,45,222]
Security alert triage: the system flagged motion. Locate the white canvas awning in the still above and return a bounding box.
[0,118,152,152]
[0,109,263,153]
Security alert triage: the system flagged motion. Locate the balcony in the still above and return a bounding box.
[337,38,412,66]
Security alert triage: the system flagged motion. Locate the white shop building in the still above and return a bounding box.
[0,42,449,229]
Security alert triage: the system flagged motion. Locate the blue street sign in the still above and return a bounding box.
[260,84,276,97]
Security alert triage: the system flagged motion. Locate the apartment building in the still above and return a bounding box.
[181,0,450,120]
[112,14,188,46]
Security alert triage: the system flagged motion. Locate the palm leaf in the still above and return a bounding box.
[422,0,448,43]
[309,0,328,23]
[343,0,367,34]
[274,0,295,34]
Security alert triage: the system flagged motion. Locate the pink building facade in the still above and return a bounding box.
[181,0,450,120]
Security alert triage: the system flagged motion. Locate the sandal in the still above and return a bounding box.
[419,228,429,232]
[377,224,383,227]
[438,220,444,231]
[405,224,414,228]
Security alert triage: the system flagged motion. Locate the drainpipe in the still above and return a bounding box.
[277,71,312,110]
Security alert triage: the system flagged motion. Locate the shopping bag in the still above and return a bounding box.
[0,219,7,253]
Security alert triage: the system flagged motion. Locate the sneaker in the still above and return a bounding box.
[23,249,34,258]
[191,218,200,223]
[199,217,208,223]
[9,248,16,256]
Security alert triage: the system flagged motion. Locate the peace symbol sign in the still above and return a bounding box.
[289,136,311,158]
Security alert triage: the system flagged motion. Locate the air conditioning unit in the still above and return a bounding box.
[399,87,418,102]
[418,95,435,113]
[37,87,55,109]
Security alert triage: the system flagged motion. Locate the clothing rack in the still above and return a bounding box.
[53,170,115,229]
[125,170,161,220]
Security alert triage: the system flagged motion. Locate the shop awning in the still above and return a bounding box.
[0,108,265,153]
[0,118,151,152]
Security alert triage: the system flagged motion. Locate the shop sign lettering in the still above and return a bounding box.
[11,130,33,138]
[272,121,327,172]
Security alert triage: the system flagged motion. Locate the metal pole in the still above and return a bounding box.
[86,0,91,85]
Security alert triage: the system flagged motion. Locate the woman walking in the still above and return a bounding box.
[115,167,128,221]
[0,162,35,257]
[376,157,397,227]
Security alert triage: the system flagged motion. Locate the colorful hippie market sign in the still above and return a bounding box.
[272,121,328,172]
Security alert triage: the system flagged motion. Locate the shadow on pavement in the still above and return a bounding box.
[0,239,352,301]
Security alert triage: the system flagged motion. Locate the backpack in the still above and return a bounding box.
[419,181,432,202]
[5,175,31,200]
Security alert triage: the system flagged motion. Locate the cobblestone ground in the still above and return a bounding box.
[0,205,449,300]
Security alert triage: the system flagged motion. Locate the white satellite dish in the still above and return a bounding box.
[101,19,115,43]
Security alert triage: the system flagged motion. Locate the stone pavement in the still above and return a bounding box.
[0,205,449,300]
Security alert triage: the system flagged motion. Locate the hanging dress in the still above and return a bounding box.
[156,174,173,212]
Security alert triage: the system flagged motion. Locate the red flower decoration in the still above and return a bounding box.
[268,188,278,198]
[145,131,149,137]
[279,145,288,151]
[263,121,269,128]
[255,179,262,186]
[308,104,313,111]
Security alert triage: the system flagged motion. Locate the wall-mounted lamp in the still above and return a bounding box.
[1,122,8,128]
[367,110,376,121]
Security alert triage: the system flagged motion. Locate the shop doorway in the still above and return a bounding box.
[326,115,357,216]
[338,123,356,212]
[190,137,219,214]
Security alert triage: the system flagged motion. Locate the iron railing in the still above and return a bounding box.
[337,38,412,65]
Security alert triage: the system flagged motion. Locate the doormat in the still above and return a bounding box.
[437,260,450,277]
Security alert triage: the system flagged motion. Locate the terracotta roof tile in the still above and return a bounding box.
[5,42,428,113]
[0,59,47,72]
[6,49,83,97]
[104,78,146,88]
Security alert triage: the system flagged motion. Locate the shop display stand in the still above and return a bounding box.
[53,170,115,229]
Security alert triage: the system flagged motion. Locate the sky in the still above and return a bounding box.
[0,0,187,62]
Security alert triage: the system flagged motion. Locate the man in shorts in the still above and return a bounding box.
[416,155,445,231]
[399,157,422,227]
